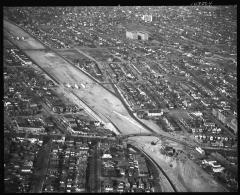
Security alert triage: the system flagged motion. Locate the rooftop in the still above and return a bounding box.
[220,110,233,117]
[125,23,151,34]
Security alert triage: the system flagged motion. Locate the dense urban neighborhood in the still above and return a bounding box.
[4,6,237,192]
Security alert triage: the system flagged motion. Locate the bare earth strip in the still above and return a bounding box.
[4,20,149,135]
[4,21,45,50]
[128,136,227,192]
[25,50,150,135]
[4,20,227,192]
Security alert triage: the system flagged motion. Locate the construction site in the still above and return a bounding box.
[4,7,236,191]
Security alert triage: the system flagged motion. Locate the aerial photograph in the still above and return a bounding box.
[3,6,237,193]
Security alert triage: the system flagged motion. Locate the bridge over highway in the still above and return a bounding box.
[117,132,197,149]
[118,133,237,152]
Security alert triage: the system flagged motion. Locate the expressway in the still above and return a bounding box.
[6,19,235,150]
[3,19,226,192]
[4,20,151,135]
[3,18,205,150]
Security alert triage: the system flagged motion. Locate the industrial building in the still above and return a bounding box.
[142,15,152,22]
[125,24,150,41]
[126,30,149,41]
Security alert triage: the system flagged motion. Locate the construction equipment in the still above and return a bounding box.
[151,138,160,145]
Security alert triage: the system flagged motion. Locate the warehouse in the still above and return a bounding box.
[125,24,150,41]
[126,30,149,41]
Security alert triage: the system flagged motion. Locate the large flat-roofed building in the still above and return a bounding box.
[126,30,149,41]
[125,24,150,41]
[142,15,152,22]
[147,109,163,117]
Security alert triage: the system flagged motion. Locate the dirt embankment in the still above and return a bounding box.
[128,136,227,192]
[4,20,150,135]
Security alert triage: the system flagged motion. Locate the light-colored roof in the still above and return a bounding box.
[125,23,151,34]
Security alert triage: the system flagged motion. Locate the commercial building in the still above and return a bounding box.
[14,118,45,133]
[142,15,152,22]
[126,30,149,41]
[147,109,163,117]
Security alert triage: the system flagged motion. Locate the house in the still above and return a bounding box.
[102,154,112,159]
[120,168,125,176]
[138,178,145,189]
[142,15,152,22]
[103,180,113,192]
[16,120,45,133]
